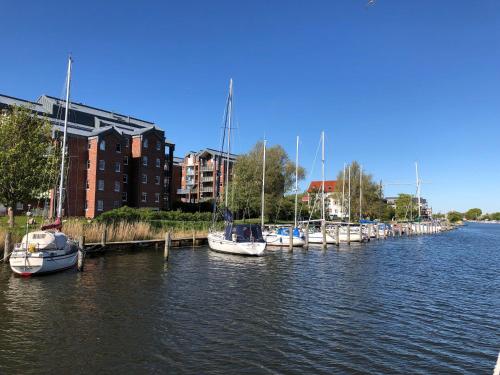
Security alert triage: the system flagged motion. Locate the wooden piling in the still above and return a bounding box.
[77,236,85,272]
[376,224,380,240]
[164,232,170,261]
[304,226,309,250]
[321,221,327,249]
[335,225,340,246]
[101,226,107,247]
[192,229,196,247]
[288,225,293,251]
[3,231,12,262]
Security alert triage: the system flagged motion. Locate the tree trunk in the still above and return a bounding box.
[8,207,14,228]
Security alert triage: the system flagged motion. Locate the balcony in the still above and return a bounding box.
[201,186,213,193]
[186,169,195,176]
[200,165,213,172]
[177,188,190,195]
[201,176,213,182]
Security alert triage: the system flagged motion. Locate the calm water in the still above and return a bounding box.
[0,223,499,374]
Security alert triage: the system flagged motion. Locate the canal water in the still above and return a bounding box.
[0,223,498,374]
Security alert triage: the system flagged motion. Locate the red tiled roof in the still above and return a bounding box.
[307,180,337,193]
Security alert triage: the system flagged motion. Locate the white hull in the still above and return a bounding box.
[308,229,365,243]
[10,250,77,276]
[264,233,305,247]
[307,232,336,244]
[208,232,266,256]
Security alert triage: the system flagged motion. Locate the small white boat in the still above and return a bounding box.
[208,224,266,256]
[10,231,78,276]
[307,229,337,244]
[264,226,305,247]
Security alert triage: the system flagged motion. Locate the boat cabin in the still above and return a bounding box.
[224,224,265,243]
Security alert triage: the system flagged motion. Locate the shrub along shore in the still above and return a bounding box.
[0,207,216,252]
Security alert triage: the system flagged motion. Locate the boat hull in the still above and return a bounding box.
[208,232,266,256]
[264,234,305,247]
[9,250,78,276]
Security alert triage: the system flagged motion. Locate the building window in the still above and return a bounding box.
[114,162,121,173]
[122,192,127,202]
[114,181,120,192]
[156,158,161,168]
[87,160,90,169]
[155,175,160,185]
[116,143,121,153]
[88,142,91,150]
[123,174,128,184]
[113,200,120,208]
[99,160,105,171]
[100,140,106,151]
[84,200,88,210]
[85,180,89,190]
[156,140,161,151]
[125,138,130,148]
[143,138,148,148]
[98,180,104,191]
[123,156,128,165]
[155,193,160,203]
[97,200,104,211]
[142,192,147,202]
[142,156,148,166]
[142,174,148,184]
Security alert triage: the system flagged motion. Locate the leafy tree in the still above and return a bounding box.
[333,161,384,221]
[229,142,305,222]
[0,106,58,225]
[464,208,482,220]
[491,212,500,221]
[394,193,418,221]
[433,213,446,219]
[447,211,463,223]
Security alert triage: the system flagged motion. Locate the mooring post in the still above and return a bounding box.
[192,229,196,247]
[101,226,107,248]
[335,225,340,246]
[304,226,309,250]
[321,221,327,249]
[77,235,85,272]
[164,232,170,261]
[3,231,12,262]
[288,225,293,251]
[375,224,380,240]
[347,224,351,245]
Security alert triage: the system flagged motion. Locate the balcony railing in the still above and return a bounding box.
[201,186,213,193]
[201,176,213,182]
[200,165,213,172]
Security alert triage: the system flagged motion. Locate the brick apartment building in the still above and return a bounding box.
[0,94,175,218]
[177,149,237,203]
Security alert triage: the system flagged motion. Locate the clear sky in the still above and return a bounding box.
[1,0,499,213]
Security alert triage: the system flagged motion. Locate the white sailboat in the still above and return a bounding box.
[207,79,266,256]
[10,57,79,276]
[264,136,305,247]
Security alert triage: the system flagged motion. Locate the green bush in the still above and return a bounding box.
[95,206,212,224]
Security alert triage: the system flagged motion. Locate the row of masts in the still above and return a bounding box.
[217,79,426,226]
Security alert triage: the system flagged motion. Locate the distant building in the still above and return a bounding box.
[0,93,175,218]
[177,149,237,203]
[306,180,345,219]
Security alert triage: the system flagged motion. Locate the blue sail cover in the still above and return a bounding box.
[224,224,264,242]
[224,208,234,223]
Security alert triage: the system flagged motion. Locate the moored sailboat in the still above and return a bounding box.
[9,57,79,276]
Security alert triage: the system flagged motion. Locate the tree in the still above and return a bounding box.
[447,211,463,223]
[229,142,305,221]
[394,193,418,221]
[0,106,58,224]
[333,161,384,221]
[464,208,482,221]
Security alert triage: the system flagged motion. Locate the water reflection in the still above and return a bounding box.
[0,224,499,374]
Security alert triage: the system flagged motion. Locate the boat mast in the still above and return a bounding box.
[321,131,325,222]
[57,56,72,219]
[294,136,299,228]
[260,139,266,228]
[341,163,346,221]
[415,161,421,219]
[224,79,233,208]
[359,165,363,221]
[348,164,351,223]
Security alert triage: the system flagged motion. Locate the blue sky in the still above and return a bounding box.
[1,0,499,213]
